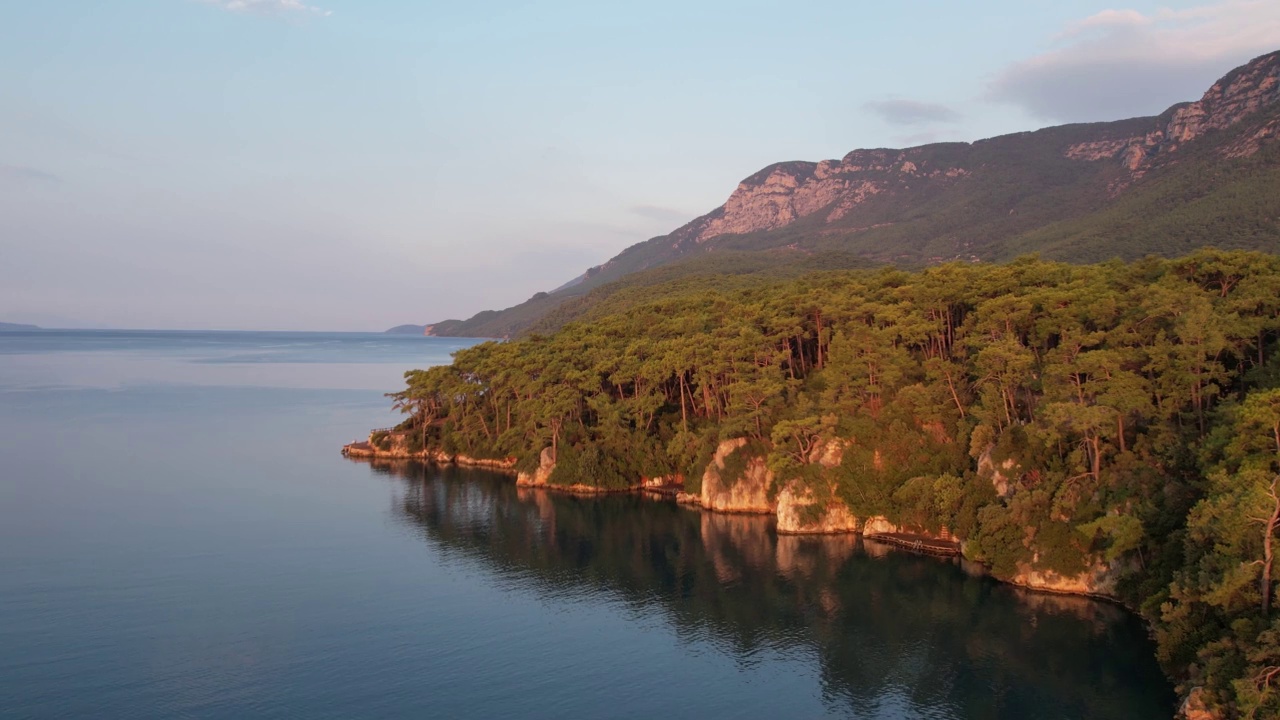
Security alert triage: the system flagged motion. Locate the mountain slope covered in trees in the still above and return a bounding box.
[383,249,1280,717]
[423,49,1280,338]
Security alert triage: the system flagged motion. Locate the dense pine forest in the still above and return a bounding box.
[381,249,1280,717]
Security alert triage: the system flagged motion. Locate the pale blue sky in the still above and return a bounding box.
[2,0,1278,330]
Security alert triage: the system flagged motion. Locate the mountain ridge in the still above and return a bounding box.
[419,49,1280,338]
[0,322,40,332]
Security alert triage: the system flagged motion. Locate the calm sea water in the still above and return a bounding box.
[0,330,1175,719]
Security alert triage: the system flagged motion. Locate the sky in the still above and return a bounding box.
[2,0,1279,331]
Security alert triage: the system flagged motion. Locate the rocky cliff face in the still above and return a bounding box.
[515,447,557,487]
[663,149,969,249]
[1064,49,1280,172]
[697,438,776,513]
[654,52,1280,249]
[776,439,861,534]
[1009,559,1121,597]
[409,49,1280,340]
[776,483,861,534]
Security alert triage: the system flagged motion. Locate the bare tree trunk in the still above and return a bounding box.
[816,312,824,369]
[943,368,966,419]
[1264,476,1280,616]
[1089,434,1101,482]
[678,374,688,433]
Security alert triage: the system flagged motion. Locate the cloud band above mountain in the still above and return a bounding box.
[988,1,1280,122]
[863,99,961,125]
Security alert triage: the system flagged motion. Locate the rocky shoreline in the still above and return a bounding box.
[342,432,1124,600]
[342,432,1200,708]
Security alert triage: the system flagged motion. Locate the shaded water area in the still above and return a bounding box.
[0,330,1175,718]
[368,459,1175,719]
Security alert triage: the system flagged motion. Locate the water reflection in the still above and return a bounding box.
[366,459,1174,720]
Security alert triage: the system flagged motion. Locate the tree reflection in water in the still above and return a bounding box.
[364,459,1174,720]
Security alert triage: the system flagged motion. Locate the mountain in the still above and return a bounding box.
[422,49,1280,338]
[384,324,429,335]
[0,322,40,332]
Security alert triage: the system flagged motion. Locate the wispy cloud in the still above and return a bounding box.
[1056,9,1151,39]
[0,164,60,184]
[863,99,961,125]
[198,0,331,17]
[989,1,1280,122]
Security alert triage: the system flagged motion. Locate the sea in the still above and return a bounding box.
[0,330,1176,719]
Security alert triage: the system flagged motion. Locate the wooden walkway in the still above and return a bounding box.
[641,484,684,498]
[865,532,961,556]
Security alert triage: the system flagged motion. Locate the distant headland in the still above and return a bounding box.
[384,324,429,335]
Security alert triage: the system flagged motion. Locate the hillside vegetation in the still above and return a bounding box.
[387,249,1280,717]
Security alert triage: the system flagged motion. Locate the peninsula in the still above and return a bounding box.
[353,50,1280,719]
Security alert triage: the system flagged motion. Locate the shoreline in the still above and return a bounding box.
[339,441,1130,603]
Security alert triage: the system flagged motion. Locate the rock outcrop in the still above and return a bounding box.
[513,447,632,494]
[776,439,859,533]
[661,149,970,248]
[674,53,1280,248]
[776,483,860,534]
[860,516,902,536]
[976,446,1020,498]
[1063,49,1280,171]
[341,432,516,471]
[1178,687,1225,720]
[684,51,1280,246]
[697,438,775,513]
[1009,559,1120,597]
[345,431,1136,603]
[515,447,557,487]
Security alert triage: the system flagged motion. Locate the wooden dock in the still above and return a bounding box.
[864,532,961,556]
[641,484,684,498]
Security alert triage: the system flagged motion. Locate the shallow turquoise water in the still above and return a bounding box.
[0,331,1175,718]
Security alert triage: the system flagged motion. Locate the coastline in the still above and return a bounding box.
[340,438,1127,603]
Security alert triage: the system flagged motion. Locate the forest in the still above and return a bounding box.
[382,249,1280,717]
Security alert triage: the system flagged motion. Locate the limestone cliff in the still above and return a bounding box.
[776,439,859,534]
[513,447,634,494]
[1009,558,1122,597]
[346,430,1128,600]
[405,50,1280,340]
[1063,49,1280,171]
[654,52,1280,249]
[674,52,1280,250]
[697,438,775,513]
[515,447,556,487]
[659,150,968,251]
[776,483,860,534]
